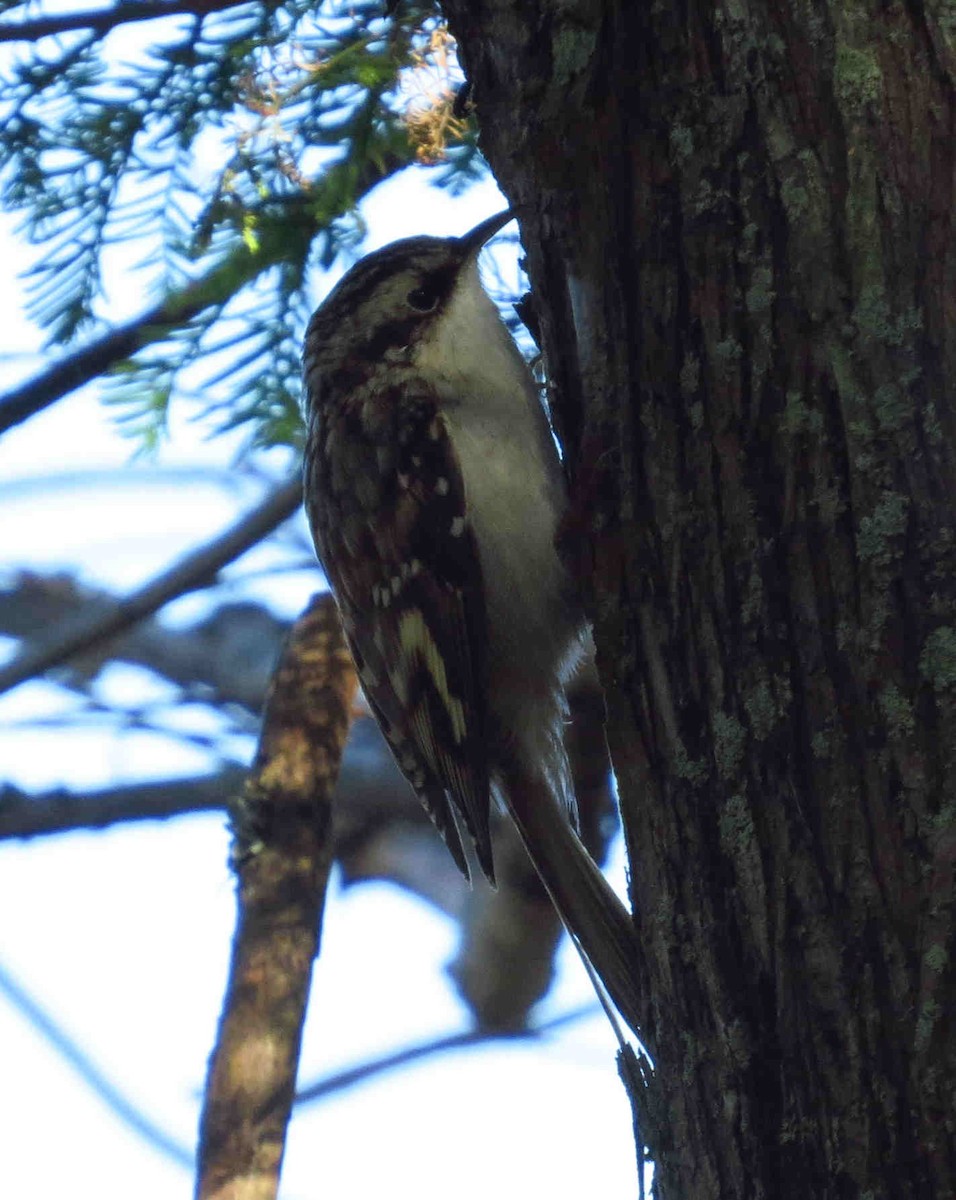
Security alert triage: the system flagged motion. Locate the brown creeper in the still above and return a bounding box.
[303,212,642,1036]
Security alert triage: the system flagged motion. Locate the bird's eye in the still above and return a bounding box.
[406,285,439,312]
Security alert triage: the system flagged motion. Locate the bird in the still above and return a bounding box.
[302,211,642,1037]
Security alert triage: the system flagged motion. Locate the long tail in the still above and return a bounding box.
[500,757,646,1042]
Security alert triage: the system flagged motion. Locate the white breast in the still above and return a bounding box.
[415,263,585,781]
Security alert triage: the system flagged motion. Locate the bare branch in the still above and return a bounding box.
[0,720,424,848]
[0,573,288,712]
[295,1003,600,1106]
[196,594,357,1200]
[0,476,302,699]
[0,771,244,839]
[0,0,242,44]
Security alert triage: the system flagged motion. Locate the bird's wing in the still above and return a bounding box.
[305,387,494,884]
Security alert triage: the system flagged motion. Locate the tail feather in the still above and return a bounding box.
[500,758,645,1041]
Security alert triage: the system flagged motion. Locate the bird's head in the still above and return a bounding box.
[303,210,514,401]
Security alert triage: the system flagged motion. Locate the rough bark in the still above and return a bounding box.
[444,2,956,1197]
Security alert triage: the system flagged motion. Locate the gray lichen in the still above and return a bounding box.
[919,626,956,692]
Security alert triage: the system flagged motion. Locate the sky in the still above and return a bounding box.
[0,11,646,1196]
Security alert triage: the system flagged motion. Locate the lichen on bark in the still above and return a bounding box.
[444,1,956,1196]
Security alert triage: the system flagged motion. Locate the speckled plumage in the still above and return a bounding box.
[304,366,492,878]
[302,214,643,1036]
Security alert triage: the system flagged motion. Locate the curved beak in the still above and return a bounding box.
[457,209,514,257]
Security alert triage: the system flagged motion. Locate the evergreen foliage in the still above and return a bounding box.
[0,0,482,450]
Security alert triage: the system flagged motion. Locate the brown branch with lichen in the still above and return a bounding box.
[195,593,357,1200]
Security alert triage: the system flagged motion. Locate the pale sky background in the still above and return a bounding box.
[0,13,645,1196]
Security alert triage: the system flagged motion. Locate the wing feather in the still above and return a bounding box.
[305,384,494,883]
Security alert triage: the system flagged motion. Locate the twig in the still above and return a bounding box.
[0,476,302,699]
[295,1003,600,1106]
[0,958,193,1169]
[195,594,357,1200]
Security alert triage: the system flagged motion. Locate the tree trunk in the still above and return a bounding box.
[444,2,956,1196]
